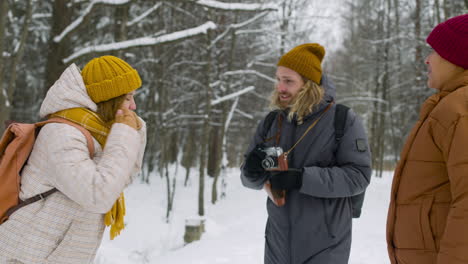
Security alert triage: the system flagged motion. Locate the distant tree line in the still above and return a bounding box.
[2,0,464,218]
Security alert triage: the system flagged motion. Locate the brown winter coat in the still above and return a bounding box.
[387,70,468,264]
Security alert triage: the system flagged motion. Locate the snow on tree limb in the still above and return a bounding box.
[337,96,389,105]
[63,21,217,64]
[53,0,132,44]
[2,88,10,107]
[127,3,162,27]
[234,109,253,119]
[224,97,238,132]
[193,0,278,11]
[223,70,276,83]
[211,86,254,106]
[209,11,269,48]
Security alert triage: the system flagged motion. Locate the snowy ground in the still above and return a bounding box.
[97,169,393,264]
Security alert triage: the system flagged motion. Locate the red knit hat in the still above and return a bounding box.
[427,14,468,69]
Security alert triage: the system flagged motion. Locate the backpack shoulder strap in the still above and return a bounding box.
[334,104,350,141]
[262,110,279,140]
[3,188,58,222]
[2,119,96,222]
[333,104,366,218]
[37,117,95,158]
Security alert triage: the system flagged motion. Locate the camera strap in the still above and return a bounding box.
[283,102,333,159]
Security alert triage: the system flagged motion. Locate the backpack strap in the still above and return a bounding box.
[333,104,365,218]
[262,110,280,142]
[3,118,96,220]
[334,104,349,142]
[4,188,58,220]
[38,117,95,158]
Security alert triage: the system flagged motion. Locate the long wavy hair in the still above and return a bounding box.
[270,77,325,125]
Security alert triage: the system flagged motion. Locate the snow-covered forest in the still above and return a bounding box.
[0,0,467,262]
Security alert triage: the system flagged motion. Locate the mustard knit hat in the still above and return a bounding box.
[81,55,142,103]
[277,43,325,84]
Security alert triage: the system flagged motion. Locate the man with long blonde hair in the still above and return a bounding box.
[241,43,372,264]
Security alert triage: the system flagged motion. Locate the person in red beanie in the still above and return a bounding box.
[387,13,468,264]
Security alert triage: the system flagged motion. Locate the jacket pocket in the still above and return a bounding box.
[393,196,435,250]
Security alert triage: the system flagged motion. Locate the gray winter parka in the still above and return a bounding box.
[241,76,372,264]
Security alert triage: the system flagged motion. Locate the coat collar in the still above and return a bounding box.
[419,70,468,121]
[440,70,468,93]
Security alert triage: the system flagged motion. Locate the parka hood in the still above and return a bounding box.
[321,74,336,103]
[39,63,97,118]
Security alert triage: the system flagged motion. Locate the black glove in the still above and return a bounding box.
[269,168,303,190]
[243,144,267,178]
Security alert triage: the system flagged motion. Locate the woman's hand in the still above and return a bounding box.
[115,108,140,130]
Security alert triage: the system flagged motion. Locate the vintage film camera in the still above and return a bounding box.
[261,146,288,207]
[261,147,288,171]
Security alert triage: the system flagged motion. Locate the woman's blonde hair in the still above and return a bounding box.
[270,78,325,125]
[96,94,127,124]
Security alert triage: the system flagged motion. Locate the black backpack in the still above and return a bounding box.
[261,104,366,218]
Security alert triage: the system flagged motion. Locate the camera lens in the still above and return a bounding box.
[262,157,275,169]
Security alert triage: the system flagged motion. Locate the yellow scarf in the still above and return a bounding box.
[50,107,126,240]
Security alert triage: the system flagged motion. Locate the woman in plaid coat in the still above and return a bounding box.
[0,56,146,264]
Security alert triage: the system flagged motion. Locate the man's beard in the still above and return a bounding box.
[279,92,294,108]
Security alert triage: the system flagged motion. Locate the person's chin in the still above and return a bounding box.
[279,99,291,107]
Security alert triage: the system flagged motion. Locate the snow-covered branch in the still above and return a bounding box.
[223,70,276,83]
[126,3,162,27]
[234,109,253,119]
[224,97,238,132]
[337,97,389,105]
[53,0,132,43]
[170,114,207,122]
[163,2,198,19]
[63,21,217,64]
[32,13,52,19]
[209,11,269,48]
[193,0,278,12]
[247,61,276,69]
[211,86,254,106]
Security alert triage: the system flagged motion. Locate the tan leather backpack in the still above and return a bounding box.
[0,118,94,224]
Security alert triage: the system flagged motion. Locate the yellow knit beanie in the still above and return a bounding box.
[81,55,142,103]
[277,43,325,84]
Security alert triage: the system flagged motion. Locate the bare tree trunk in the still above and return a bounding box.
[198,24,214,217]
[7,0,33,110]
[209,127,221,203]
[182,125,197,187]
[165,164,171,221]
[279,1,293,55]
[442,0,449,21]
[434,0,441,24]
[465,0,468,10]
[0,0,10,131]
[184,167,191,186]
[379,0,392,172]
[165,162,176,222]
[370,5,385,177]
[114,5,129,58]
[212,15,238,204]
[44,0,72,96]
[391,0,403,164]
[414,0,425,106]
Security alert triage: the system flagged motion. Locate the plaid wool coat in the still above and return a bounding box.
[0,64,146,264]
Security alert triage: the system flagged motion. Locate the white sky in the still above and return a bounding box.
[305,0,345,53]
